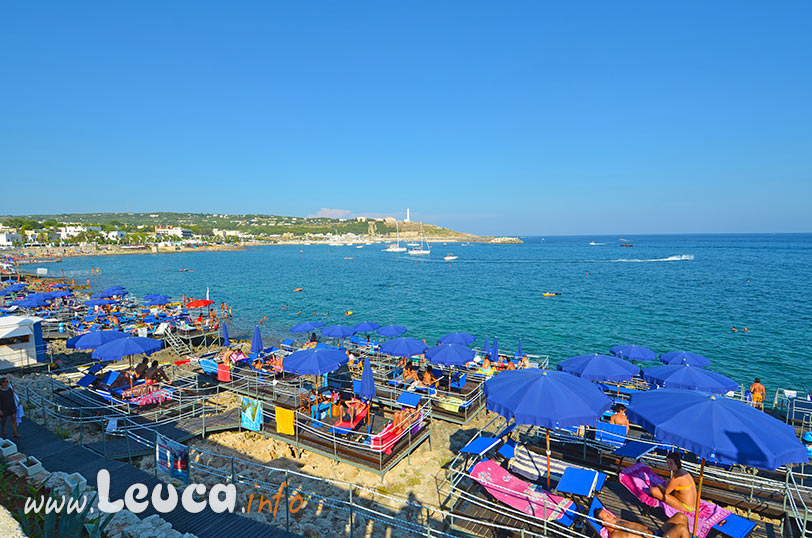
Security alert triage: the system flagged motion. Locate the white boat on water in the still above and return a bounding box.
[355,245,364,249]
[384,221,407,252]
[443,254,458,261]
[408,223,431,255]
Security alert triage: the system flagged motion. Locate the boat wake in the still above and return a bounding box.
[611,254,694,263]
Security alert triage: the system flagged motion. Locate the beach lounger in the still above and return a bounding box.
[585,497,612,538]
[509,444,586,483]
[594,422,627,449]
[619,462,733,538]
[199,358,219,377]
[470,459,578,525]
[77,374,98,388]
[329,406,369,434]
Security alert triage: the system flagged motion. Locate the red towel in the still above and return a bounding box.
[217,363,231,382]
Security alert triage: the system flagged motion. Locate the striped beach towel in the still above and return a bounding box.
[509,445,584,483]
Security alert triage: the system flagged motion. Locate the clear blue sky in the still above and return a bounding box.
[1,2,810,235]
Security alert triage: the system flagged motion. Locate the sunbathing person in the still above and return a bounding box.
[340,397,366,423]
[597,509,690,538]
[610,403,631,434]
[133,357,150,379]
[403,367,419,383]
[397,357,409,368]
[477,358,495,376]
[518,355,530,368]
[421,369,440,388]
[648,452,696,513]
[393,407,417,431]
[506,360,517,370]
[144,361,170,384]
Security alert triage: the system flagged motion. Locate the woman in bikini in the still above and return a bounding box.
[649,452,697,513]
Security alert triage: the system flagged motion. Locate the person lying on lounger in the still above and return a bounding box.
[598,509,690,538]
[340,397,366,423]
[392,406,418,431]
[403,367,419,383]
[518,355,530,368]
[421,369,440,388]
[648,452,697,513]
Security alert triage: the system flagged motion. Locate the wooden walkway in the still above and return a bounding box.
[83,407,242,459]
[14,420,301,538]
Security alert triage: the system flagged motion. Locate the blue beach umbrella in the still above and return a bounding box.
[485,369,613,488]
[481,336,489,357]
[144,293,170,301]
[6,283,28,292]
[557,353,640,382]
[610,345,656,362]
[320,324,357,339]
[91,336,162,362]
[289,321,325,334]
[659,350,711,367]
[377,325,407,338]
[72,330,129,351]
[221,323,230,347]
[14,297,50,308]
[381,337,427,358]
[359,356,377,401]
[628,388,808,535]
[491,337,499,361]
[426,343,475,367]
[515,338,523,358]
[283,347,349,375]
[438,332,476,346]
[251,326,263,354]
[147,297,170,306]
[47,290,73,299]
[85,298,116,307]
[354,321,380,333]
[643,364,738,393]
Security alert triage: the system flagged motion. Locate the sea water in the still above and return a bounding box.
[54,234,812,390]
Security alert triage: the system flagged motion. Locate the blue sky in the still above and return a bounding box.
[1,2,810,235]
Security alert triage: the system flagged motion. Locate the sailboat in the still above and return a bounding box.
[408,223,431,255]
[384,221,406,252]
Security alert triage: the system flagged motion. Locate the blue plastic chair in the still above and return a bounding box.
[594,422,627,448]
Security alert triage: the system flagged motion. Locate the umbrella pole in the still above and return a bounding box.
[692,458,705,537]
[546,428,552,490]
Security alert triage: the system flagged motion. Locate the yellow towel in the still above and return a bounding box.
[275,406,295,436]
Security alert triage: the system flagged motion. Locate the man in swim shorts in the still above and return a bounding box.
[750,377,765,409]
[597,509,690,538]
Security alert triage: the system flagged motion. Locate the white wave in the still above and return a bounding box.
[610,254,695,263]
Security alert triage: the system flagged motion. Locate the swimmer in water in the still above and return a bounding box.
[731,326,738,332]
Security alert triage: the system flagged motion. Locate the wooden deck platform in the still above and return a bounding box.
[13,420,301,538]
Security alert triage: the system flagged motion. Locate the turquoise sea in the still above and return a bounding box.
[54,234,812,391]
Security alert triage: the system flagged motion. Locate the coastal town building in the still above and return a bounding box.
[0,231,21,247]
[155,225,193,238]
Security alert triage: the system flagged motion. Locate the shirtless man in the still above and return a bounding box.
[597,509,690,538]
[133,357,150,379]
[648,452,697,513]
[750,377,765,409]
[610,404,631,434]
[144,361,170,383]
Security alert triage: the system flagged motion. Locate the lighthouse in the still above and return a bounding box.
[405,208,410,222]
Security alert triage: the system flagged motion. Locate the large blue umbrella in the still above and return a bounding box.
[85,298,116,307]
[491,337,499,361]
[251,326,263,354]
[144,293,170,301]
[289,321,325,334]
[610,345,656,362]
[358,356,376,401]
[660,350,711,367]
[628,388,808,535]
[438,333,476,346]
[426,344,475,367]
[320,324,357,339]
[283,347,349,375]
[5,283,27,292]
[354,322,380,333]
[147,297,170,306]
[381,337,427,358]
[482,336,489,356]
[14,297,50,308]
[377,325,407,337]
[221,323,230,347]
[91,336,162,362]
[643,364,738,393]
[72,330,129,350]
[515,338,523,358]
[557,353,640,382]
[485,369,612,487]
[47,290,73,299]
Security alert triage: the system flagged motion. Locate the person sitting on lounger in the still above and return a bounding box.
[393,406,418,431]
[597,509,690,538]
[518,355,530,368]
[648,452,696,513]
[477,358,494,376]
[134,357,150,379]
[144,361,170,384]
[403,366,419,383]
[421,369,439,388]
[346,351,357,368]
[610,403,630,434]
[506,360,516,370]
[397,356,409,368]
